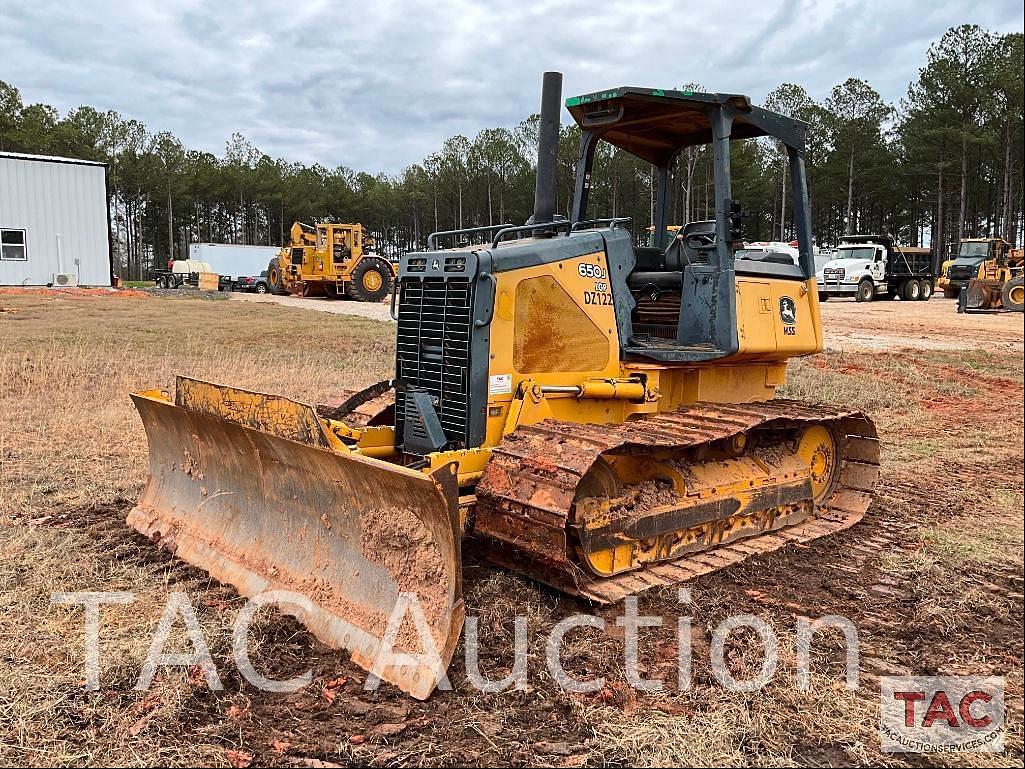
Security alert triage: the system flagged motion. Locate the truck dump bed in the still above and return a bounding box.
[889,246,933,278]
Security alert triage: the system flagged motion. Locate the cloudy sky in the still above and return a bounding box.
[2,0,1022,174]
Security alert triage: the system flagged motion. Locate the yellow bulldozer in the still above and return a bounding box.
[128,74,879,699]
[267,221,395,301]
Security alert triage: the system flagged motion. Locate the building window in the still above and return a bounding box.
[1,229,27,261]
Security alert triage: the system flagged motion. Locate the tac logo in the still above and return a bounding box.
[880,676,1004,753]
[779,296,797,325]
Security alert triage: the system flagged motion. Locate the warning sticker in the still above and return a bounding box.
[489,374,513,395]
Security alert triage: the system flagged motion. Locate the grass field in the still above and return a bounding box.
[1,289,1022,767]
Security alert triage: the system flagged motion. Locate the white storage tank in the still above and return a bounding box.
[0,152,111,287]
[171,260,214,275]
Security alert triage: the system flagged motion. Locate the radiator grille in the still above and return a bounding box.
[948,265,977,282]
[395,277,473,449]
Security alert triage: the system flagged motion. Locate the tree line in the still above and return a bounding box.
[1,24,1021,279]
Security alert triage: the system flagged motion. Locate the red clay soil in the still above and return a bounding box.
[0,286,150,299]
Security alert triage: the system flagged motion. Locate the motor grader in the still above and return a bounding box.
[267,221,394,301]
[128,73,879,699]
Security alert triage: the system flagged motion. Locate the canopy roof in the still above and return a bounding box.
[565,86,804,165]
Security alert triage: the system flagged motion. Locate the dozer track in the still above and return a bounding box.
[475,400,879,604]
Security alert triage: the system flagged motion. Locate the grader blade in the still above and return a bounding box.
[128,378,463,700]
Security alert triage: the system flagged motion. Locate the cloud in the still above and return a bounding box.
[1,0,1021,174]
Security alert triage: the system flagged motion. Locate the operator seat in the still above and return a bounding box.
[632,246,666,271]
[627,220,716,294]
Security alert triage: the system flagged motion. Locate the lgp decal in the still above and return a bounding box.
[580,261,612,305]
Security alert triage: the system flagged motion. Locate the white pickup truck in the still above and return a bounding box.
[816,235,935,302]
[737,241,834,274]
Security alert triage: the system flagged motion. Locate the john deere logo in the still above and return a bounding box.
[779,296,797,325]
[431,259,441,270]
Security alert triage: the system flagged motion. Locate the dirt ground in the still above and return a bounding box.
[819,295,1025,353]
[228,292,394,322]
[230,290,1025,354]
[1,287,1022,767]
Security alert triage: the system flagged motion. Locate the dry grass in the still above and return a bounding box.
[1,291,1022,767]
[0,294,394,520]
[1,293,394,766]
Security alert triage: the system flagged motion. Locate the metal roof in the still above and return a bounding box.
[565,86,804,164]
[0,150,107,167]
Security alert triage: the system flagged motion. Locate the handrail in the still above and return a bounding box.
[570,217,632,232]
[426,223,514,251]
[389,278,400,321]
[491,220,574,248]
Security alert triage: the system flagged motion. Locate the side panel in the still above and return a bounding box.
[485,248,621,445]
[512,275,611,373]
[732,276,821,359]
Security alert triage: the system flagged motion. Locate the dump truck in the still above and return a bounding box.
[958,243,1024,313]
[128,74,879,699]
[817,235,934,302]
[266,221,394,301]
[939,238,1013,299]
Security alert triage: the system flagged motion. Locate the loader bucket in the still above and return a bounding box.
[964,278,999,310]
[128,377,463,700]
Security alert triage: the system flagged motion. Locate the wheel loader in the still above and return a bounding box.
[128,73,879,699]
[267,221,394,301]
[957,242,1024,313]
[938,238,1012,299]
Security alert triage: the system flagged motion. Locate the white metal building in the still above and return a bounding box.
[0,151,111,287]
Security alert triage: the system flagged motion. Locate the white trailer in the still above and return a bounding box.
[187,243,281,283]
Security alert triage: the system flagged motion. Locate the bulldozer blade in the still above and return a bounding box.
[128,379,463,700]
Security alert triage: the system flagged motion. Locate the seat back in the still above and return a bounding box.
[678,220,716,267]
[633,247,665,271]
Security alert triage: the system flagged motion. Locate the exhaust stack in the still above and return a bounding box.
[532,71,563,227]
